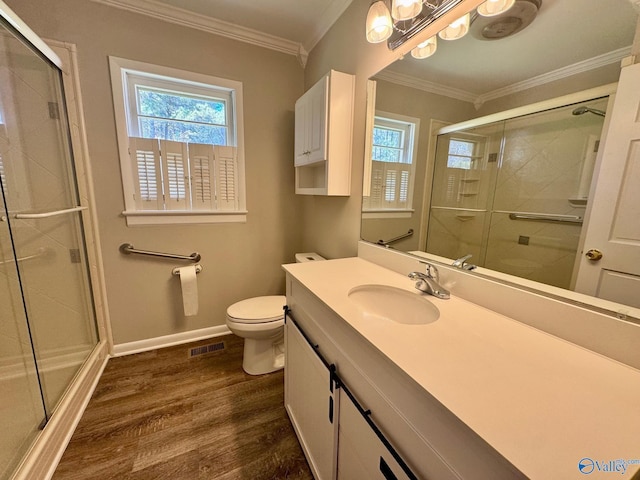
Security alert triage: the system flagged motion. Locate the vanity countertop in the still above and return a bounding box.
[283,257,640,479]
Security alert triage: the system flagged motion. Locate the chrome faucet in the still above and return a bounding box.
[452,254,476,271]
[408,263,450,299]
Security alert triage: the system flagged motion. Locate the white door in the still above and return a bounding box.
[573,62,640,308]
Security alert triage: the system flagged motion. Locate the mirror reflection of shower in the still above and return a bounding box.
[572,106,606,117]
[426,99,608,290]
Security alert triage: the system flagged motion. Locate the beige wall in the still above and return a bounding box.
[6,0,305,346]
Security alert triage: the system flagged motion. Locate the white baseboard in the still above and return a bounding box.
[111,325,232,357]
[11,341,109,480]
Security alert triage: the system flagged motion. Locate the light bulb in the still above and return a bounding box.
[391,0,422,21]
[438,13,470,40]
[477,0,515,16]
[411,35,437,59]
[366,1,393,43]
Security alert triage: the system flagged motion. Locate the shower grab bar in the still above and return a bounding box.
[377,229,414,247]
[508,213,583,225]
[14,206,87,219]
[119,243,201,262]
[0,247,48,265]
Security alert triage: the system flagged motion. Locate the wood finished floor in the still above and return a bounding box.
[53,335,313,480]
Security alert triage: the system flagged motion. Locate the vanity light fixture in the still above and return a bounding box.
[365,0,455,45]
[365,0,470,49]
[366,0,517,58]
[410,35,437,58]
[476,0,515,16]
[437,12,470,40]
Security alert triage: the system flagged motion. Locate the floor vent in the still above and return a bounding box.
[189,341,225,358]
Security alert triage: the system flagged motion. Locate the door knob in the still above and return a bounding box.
[585,249,603,261]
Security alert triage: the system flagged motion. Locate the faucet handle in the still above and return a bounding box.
[453,254,476,270]
[452,254,472,268]
[425,263,439,281]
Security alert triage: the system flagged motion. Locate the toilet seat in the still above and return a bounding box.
[226,295,285,324]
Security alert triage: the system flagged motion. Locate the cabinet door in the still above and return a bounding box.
[337,389,415,480]
[294,97,309,166]
[306,76,328,164]
[285,320,338,480]
[294,76,328,167]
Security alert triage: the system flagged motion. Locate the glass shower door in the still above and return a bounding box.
[0,192,47,479]
[0,12,98,478]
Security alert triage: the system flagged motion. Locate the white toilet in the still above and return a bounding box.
[226,252,325,375]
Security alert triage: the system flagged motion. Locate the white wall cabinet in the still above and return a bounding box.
[284,317,338,480]
[294,70,354,196]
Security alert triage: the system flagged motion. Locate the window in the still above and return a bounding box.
[109,57,246,225]
[363,112,419,215]
[447,138,477,170]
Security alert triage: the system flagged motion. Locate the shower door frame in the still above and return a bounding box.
[0,2,111,479]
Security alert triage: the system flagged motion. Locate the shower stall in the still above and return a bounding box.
[0,8,99,479]
[427,98,608,289]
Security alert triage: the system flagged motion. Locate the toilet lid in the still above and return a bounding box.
[227,295,286,323]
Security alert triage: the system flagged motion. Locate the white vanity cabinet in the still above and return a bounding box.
[294,70,354,196]
[284,273,526,480]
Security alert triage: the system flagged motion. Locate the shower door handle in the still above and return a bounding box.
[585,249,603,261]
[14,206,87,219]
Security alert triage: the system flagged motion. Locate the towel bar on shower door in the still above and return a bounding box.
[119,243,202,262]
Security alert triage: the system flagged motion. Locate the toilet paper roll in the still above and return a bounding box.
[177,265,198,316]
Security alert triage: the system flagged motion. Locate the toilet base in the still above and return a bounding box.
[242,336,284,375]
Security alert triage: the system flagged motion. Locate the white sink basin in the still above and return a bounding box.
[348,284,440,325]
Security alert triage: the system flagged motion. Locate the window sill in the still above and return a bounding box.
[362,209,414,219]
[122,210,248,226]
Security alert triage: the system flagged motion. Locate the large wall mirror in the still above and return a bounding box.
[361,0,640,317]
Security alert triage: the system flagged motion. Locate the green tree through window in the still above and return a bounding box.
[137,87,228,144]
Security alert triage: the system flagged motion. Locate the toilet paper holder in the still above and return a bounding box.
[172,264,203,276]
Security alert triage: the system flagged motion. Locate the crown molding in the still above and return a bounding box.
[90,0,307,65]
[374,69,477,103]
[304,0,354,53]
[474,46,632,108]
[377,46,630,108]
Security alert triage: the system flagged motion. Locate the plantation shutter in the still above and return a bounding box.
[160,140,189,210]
[214,146,238,210]
[129,137,238,212]
[188,143,216,211]
[366,160,386,209]
[129,137,162,210]
[367,160,411,209]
